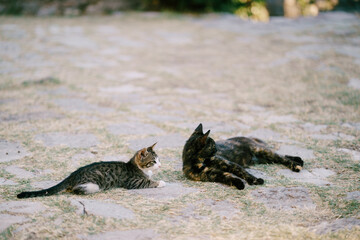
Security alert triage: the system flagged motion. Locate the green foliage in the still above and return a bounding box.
[336,90,360,109]
[141,0,269,21]
[22,77,61,87]
[141,0,238,12]
[0,226,13,240]
[0,0,23,15]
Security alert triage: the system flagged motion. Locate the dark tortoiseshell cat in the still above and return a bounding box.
[182,123,304,190]
[17,143,165,198]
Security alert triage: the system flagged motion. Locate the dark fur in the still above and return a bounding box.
[182,123,304,189]
[17,144,161,198]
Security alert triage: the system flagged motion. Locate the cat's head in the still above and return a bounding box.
[183,123,217,159]
[134,143,161,175]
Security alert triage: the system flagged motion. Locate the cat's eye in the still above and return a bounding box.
[146,163,153,167]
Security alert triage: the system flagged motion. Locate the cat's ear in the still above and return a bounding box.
[137,148,147,159]
[200,130,210,145]
[150,142,157,150]
[195,123,203,134]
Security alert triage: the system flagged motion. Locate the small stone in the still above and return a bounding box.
[251,187,316,211]
[70,199,135,220]
[130,183,198,200]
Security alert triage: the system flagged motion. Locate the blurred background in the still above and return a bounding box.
[1,0,359,21]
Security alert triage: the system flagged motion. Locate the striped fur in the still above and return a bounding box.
[17,143,163,198]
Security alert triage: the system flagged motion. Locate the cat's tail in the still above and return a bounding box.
[17,178,71,199]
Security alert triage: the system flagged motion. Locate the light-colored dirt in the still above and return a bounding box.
[0,12,359,239]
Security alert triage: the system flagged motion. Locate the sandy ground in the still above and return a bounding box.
[0,11,359,239]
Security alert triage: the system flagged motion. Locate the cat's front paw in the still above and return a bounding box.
[247,177,264,185]
[157,180,166,188]
[254,178,264,185]
[290,163,302,172]
[232,178,245,190]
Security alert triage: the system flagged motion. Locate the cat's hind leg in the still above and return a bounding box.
[285,155,304,167]
[255,149,304,172]
[210,157,264,185]
[194,168,245,190]
[72,183,100,195]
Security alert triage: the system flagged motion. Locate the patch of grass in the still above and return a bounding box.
[328,199,360,218]
[0,226,13,240]
[0,80,14,90]
[333,90,360,109]
[345,163,360,172]
[22,77,60,87]
[342,201,360,216]
[51,200,77,214]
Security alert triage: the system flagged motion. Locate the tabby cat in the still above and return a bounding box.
[17,143,165,198]
[182,123,304,190]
